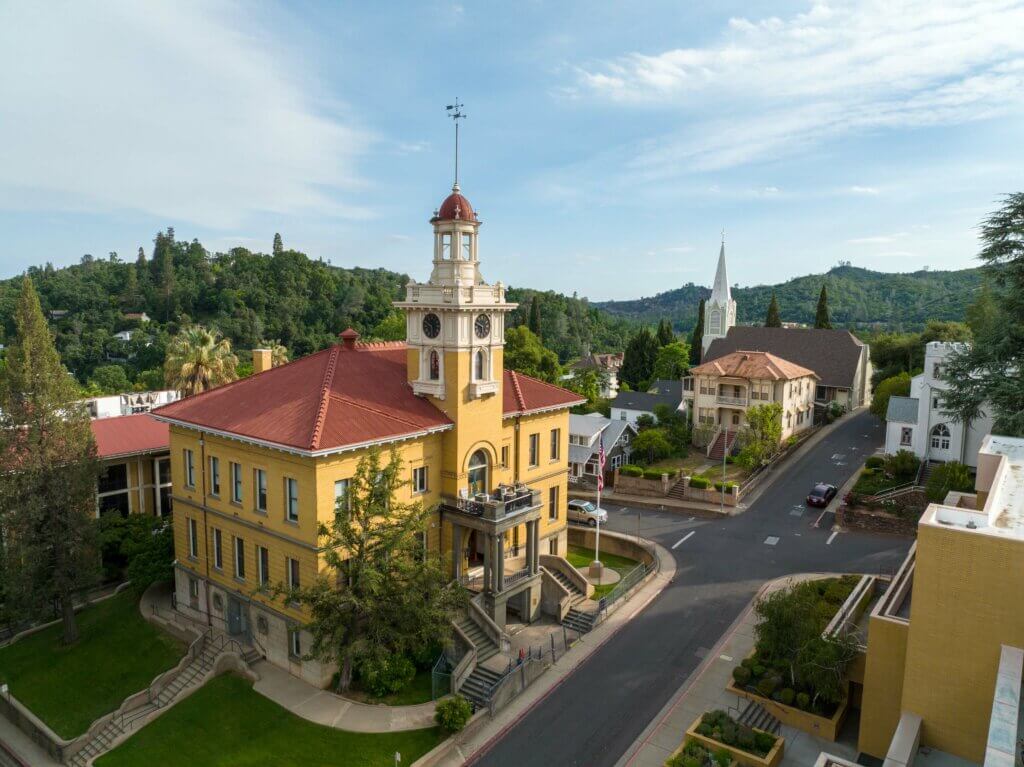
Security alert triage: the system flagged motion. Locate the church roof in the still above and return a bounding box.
[704,327,865,390]
[710,242,731,305]
[691,350,818,381]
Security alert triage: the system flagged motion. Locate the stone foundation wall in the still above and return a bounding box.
[837,505,918,537]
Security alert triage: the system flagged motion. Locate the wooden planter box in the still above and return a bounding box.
[684,715,784,767]
[725,679,849,742]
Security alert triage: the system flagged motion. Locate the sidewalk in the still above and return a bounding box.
[616,574,860,767]
[425,535,677,766]
[0,714,61,767]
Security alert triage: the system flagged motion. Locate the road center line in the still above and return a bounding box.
[672,531,696,549]
[826,531,839,545]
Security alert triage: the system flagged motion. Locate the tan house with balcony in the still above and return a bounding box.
[684,350,817,457]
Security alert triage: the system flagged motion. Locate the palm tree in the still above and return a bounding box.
[261,339,289,367]
[164,325,239,396]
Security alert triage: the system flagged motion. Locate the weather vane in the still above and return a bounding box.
[446,98,466,188]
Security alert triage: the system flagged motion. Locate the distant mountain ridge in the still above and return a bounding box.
[596,265,984,332]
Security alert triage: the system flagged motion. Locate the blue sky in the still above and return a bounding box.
[1,1,1022,300]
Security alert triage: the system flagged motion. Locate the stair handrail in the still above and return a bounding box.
[539,554,592,598]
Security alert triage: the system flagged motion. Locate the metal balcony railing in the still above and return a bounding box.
[716,395,749,406]
[444,486,540,521]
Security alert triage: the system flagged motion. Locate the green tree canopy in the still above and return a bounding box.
[89,364,131,394]
[528,295,542,337]
[503,326,561,383]
[164,325,239,396]
[651,341,691,381]
[632,428,673,464]
[621,327,659,390]
[735,402,783,469]
[870,371,911,420]
[765,292,781,328]
[689,299,705,366]
[814,285,832,329]
[656,318,675,346]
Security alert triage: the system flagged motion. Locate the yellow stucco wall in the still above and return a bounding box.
[858,614,909,759]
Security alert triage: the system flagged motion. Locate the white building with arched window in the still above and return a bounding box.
[883,342,994,467]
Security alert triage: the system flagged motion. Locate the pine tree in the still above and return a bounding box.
[765,292,782,327]
[273,233,284,255]
[689,299,705,366]
[0,278,99,643]
[814,285,832,329]
[528,295,542,338]
[656,318,674,346]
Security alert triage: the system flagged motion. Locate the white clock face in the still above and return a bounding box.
[422,313,441,339]
[474,314,491,339]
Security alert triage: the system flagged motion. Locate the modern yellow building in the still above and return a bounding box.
[856,434,1024,765]
[153,182,583,685]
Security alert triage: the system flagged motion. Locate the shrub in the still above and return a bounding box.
[358,654,416,697]
[778,688,795,706]
[756,675,779,697]
[751,663,766,677]
[732,666,751,685]
[695,722,713,737]
[689,475,711,489]
[714,481,737,492]
[865,455,885,469]
[785,434,800,447]
[861,467,875,477]
[823,580,853,604]
[435,695,473,733]
[926,461,973,502]
[795,692,811,710]
[741,657,757,670]
[754,731,777,754]
[736,726,755,750]
[725,454,735,464]
[886,449,920,478]
[620,464,644,477]
[643,468,666,480]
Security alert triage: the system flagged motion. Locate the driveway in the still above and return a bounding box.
[472,410,910,767]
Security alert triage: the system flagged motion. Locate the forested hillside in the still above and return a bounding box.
[597,265,984,332]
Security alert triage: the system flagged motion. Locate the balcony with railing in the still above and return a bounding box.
[441,485,541,524]
[715,394,749,407]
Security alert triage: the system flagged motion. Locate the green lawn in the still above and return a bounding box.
[96,674,442,767]
[344,667,435,706]
[566,546,640,600]
[0,590,184,738]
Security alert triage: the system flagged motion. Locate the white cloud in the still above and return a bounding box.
[847,185,880,195]
[572,1,1024,173]
[0,1,372,228]
[846,232,908,245]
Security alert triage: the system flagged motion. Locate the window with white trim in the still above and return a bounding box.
[529,434,540,467]
[212,528,223,570]
[188,517,198,558]
[334,479,351,518]
[254,469,267,512]
[257,545,269,587]
[184,449,195,488]
[931,423,951,450]
[285,477,299,522]
[231,462,242,504]
[550,429,561,461]
[209,456,220,496]
[412,466,428,494]
[289,628,302,659]
[234,536,246,580]
[286,557,300,590]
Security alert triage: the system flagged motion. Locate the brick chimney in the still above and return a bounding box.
[339,328,360,350]
[252,348,272,374]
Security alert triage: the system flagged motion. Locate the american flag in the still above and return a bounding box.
[597,433,606,492]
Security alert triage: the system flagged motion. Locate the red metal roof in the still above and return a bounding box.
[503,370,586,416]
[91,414,170,459]
[435,190,477,222]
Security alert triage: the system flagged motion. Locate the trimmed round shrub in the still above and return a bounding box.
[886,449,920,478]
[620,465,644,477]
[756,675,779,697]
[732,665,751,685]
[643,468,665,480]
[865,455,885,469]
[778,688,795,706]
[741,657,757,670]
[689,475,711,489]
[795,692,811,710]
[695,722,713,737]
[754,731,777,754]
[752,663,766,677]
[435,695,473,733]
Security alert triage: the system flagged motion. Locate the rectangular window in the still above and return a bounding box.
[231,462,242,504]
[932,395,941,410]
[285,477,299,522]
[619,411,627,421]
[209,456,220,496]
[234,537,245,580]
[213,528,223,570]
[529,433,540,467]
[900,427,913,447]
[184,449,195,488]
[334,479,351,518]
[548,537,558,556]
[188,517,198,558]
[254,469,267,512]
[289,629,301,659]
[287,557,300,590]
[412,466,428,494]
[189,578,199,599]
[441,233,452,260]
[461,232,472,260]
[500,446,509,468]
[550,429,561,461]
[548,485,559,521]
[257,545,269,587]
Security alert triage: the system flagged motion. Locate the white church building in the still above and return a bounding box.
[883,341,994,468]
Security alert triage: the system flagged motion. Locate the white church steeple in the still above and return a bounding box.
[702,235,737,354]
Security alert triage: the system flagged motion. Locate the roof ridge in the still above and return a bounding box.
[326,392,449,430]
[508,370,527,412]
[355,340,408,351]
[309,345,341,450]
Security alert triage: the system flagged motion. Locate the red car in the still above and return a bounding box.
[806,483,837,507]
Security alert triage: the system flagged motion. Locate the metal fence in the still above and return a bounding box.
[431,652,453,701]
[598,562,648,613]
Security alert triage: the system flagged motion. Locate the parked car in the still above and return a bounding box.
[806,483,837,507]
[567,499,608,526]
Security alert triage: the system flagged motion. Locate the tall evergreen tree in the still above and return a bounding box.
[656,318,674,346]
[765,292,782,327]
[528,295,542,338]
[273,233,284,255]
[814,285,832,329]
[944,192,1024,437]
[689,299,705,366]
[621,327,659,390]
[0,278,99,643]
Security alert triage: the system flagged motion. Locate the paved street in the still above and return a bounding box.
[473,411,911,767]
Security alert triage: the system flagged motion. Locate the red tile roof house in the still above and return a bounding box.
[90,413,172,518]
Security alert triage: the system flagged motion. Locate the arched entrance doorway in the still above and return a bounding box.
[467,449,489,497]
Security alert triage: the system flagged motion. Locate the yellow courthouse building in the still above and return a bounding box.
[153,182,583,685]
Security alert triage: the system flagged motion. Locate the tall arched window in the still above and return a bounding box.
[474,349,486,381]
[467,450,488,496]
[429,350,440,381]
[708,309,721,334]
[930,423,951,450]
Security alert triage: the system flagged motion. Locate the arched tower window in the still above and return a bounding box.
[930,423,951,450]
[708,309,721,335]
[474,349,487,381]
[429,350,440,381]
[467,450,488,496]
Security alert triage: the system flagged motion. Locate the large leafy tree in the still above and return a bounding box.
[870,371,911,420]
[944,193,1024,437]
[814,285,832,329]
[277,449,465,693]
[164,325,239,396]
[689,299,705,366]
[621,327,659,390]
[503,326,561,383]
[764,292,781,328]
[735,402,783,469]
[651,341,691,381]
[0,278,100,643]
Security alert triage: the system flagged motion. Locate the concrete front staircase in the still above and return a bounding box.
[708,429,737,461]
[548,568,596,635]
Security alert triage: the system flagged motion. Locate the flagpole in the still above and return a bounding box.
[594,433,605,568]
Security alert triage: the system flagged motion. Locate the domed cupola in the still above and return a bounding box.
[432,183,478,223]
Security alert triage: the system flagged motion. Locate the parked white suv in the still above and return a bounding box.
[567,499,608,527]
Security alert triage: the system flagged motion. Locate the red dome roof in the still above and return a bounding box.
[434,186,477,222]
